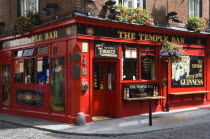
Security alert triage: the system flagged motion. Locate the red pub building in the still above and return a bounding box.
[0,0,210,124]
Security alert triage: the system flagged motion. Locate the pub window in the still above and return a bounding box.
[122,46,138,80]
[122,45,156,80]
[37,56,49,84]
[14,46,50,85]
[14,60,24,84]
[141,46,156,80]
[25,58,35,84]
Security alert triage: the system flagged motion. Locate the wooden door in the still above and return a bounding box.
[93,62,116,116]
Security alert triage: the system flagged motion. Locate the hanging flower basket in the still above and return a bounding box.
[160,41,185,63]
[186,17,206,33]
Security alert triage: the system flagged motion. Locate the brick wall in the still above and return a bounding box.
[0,0,209,35]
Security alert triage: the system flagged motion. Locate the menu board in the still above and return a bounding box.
[123,84,158,99]
[141,46,155,80]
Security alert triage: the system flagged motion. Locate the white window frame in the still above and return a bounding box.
[20,0,39,16]
[189,0,201,17]
[116,0,144,9]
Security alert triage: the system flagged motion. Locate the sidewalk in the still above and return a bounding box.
[1,105,210,136]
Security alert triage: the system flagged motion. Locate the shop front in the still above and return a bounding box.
[0,15,210,124]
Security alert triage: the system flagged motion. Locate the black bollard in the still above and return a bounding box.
[149,99,152,126]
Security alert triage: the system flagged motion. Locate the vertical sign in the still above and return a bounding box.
[50,57,65,112]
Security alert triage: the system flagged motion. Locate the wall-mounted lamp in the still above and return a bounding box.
[41,8,51,16]
[105,0,120,19]
[167,11,182,24]
[41,3,59,16]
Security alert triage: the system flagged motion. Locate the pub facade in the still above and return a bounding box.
[0,13,210,124]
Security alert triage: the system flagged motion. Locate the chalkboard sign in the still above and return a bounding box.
[141,46,156,80]
[123,84,158,99]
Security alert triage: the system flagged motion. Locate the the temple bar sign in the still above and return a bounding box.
[94,41,118,58]
[118,31,185,44]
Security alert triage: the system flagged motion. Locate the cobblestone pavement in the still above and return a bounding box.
[1,120,210,139]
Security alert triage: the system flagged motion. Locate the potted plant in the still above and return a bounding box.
[160,41,185,63]
[186,16,206,33]
[11,11,40,35]
[114,4,154,25]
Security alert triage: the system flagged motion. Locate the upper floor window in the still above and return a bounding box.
[116,0,146,9]
[20,0,39,16]
[189,0,202,17]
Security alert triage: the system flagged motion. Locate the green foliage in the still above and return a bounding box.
[11,11,40,35]
[186,16,206,33]
[160,41,186,63]
[114,4,154,25]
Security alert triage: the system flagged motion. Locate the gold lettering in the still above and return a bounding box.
[118,31,124,38]
[171,37,177,43]
[53,31,58,38]
[124,32,130,39]
[139,34,144,40]
[131,33,136,40]
[164,36,168,42]
[149,35,155,41]
[181,38,185,43]
[144,34,150,41]
[38,35,42,41]
[45,33,49,40]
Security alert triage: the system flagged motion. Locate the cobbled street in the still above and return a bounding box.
[0,120,210,139]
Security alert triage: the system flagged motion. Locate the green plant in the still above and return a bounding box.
[186,16,206,33]
[160,41,185,63]
[114,4,154,25]
[11,11,40,35]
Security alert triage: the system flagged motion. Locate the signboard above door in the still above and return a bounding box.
[94,41,118,59]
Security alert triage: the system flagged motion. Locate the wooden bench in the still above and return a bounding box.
[169,91,210,101]
[124,96,165,101]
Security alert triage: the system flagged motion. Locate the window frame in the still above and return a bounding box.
[122,44,157,81]
[13,45,49,85]
[116,0,146,9]
[20,0,39,16]
[189,0,202,17]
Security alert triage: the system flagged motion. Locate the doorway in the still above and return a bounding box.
[93,62,117,117]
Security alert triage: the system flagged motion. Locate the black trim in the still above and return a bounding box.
[199,0,202,17]
[17,0,21,16]
[143,0,146,9]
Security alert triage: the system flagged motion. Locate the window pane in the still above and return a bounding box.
[141,46,156,80]
[94,65,104,90]
[23,48,34,56]
[14,50,23,57]
[37,56,49,84]
[25,58,35,84]
[37,46,48,54]
[108,64,114,90]
[14,60,24,84]
[122,46,138,80]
